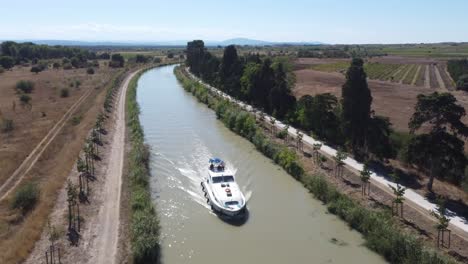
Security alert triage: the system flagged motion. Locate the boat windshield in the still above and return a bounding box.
[225,201,239,206]
[211,175,234,183]
[212,176,223,183]
[223,176,234,182]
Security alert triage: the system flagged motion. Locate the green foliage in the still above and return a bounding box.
[135,55,149,63]
[447,59,468,85]
[30,65,44,74]
[1,41,96,62]
[70,115,82,126]
[11,182,39,214]
[367,115,394,159]
[1,118,14,133]
[19,94,31,105]
[296,93,342,144]
[126,68,161,263]
[408,92,467,189]
[0,56,15,69]
[110,54,125,68]
[457,74,468,91]
[389,131,413,162]
[341,58,372,155]
[87,67,95,74]
[60,88,69,98]
[98,52,110,60]
[16,80,34,94]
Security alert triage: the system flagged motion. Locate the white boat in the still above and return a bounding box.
[201,158,247,217]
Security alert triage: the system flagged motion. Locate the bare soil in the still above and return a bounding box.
[0,66,117,185]
[23,69,139,264]
[294,69,431,131]
[0,65,121,264]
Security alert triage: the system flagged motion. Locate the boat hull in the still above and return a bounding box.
[201,181,247,218]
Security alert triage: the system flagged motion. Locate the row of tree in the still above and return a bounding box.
[186,40,296,119]
[1,41,96,65]
[186,40,468,191]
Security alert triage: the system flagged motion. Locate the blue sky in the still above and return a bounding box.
[1,0,467,44]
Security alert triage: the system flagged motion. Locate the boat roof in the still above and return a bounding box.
[209,158,224,164]
[209,169,234,177]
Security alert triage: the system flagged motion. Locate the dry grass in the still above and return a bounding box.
[0,66,124,264]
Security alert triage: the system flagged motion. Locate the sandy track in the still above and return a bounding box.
[424,65,431,88]
[434,65,446,90]
[411,65,421,85]
[0,87,94,201]
[399,64,413,84]
[88,70,138,264]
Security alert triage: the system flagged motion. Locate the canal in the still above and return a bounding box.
[137,65,386,264]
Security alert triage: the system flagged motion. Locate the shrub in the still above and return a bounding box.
[31,66,43,74]
[70,115,82,125]
[63,63,73,70]
[87,67,95,74]
[60,88,69,98]
[52,62,60,69]
[0,66,4,73]
[126,69,160,263]
[19,94,31,105]
[153,57,162,63]
[16,80,34,93]
[276,129,288,139]
[1,119,14,133]
[11,182,39,214]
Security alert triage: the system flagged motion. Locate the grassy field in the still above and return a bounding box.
[379,43,468,58]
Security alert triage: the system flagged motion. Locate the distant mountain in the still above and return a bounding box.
[1,38,324,47]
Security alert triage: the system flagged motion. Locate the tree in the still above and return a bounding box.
[431,198,451,248]
[341,58,372,155]
[0,56,15,70]
[136,54,148,63]
[360,163,371,196]
[312,143,322,165]
[99,52,110,60]
[389,172,406,217]
[186,40,206,76]
[31,66,43,74]
[219,45,242,97]
[110,54,124,68]
[457,74,468,91]
[268,62,296,119]
[408,92,468,191]
[334,149,347,178]
[367,114,394,159]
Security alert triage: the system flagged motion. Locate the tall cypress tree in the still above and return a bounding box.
[341,58,372,154]
[219,45,242,96]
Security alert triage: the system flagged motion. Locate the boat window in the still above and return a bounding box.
[225,201,239,206]
[223,176,234,182]
[212,176,223,183]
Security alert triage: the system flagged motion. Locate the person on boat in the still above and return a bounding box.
[209,163,214,170]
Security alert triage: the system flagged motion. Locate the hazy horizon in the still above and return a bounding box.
[1,0,468,44]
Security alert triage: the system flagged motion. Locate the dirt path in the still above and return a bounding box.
[0,88,94,201]
[399,64,414,84]
[412,65,421,85]
[88,70,138,264]
[424,65,431,88]
[434,65,447,90]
